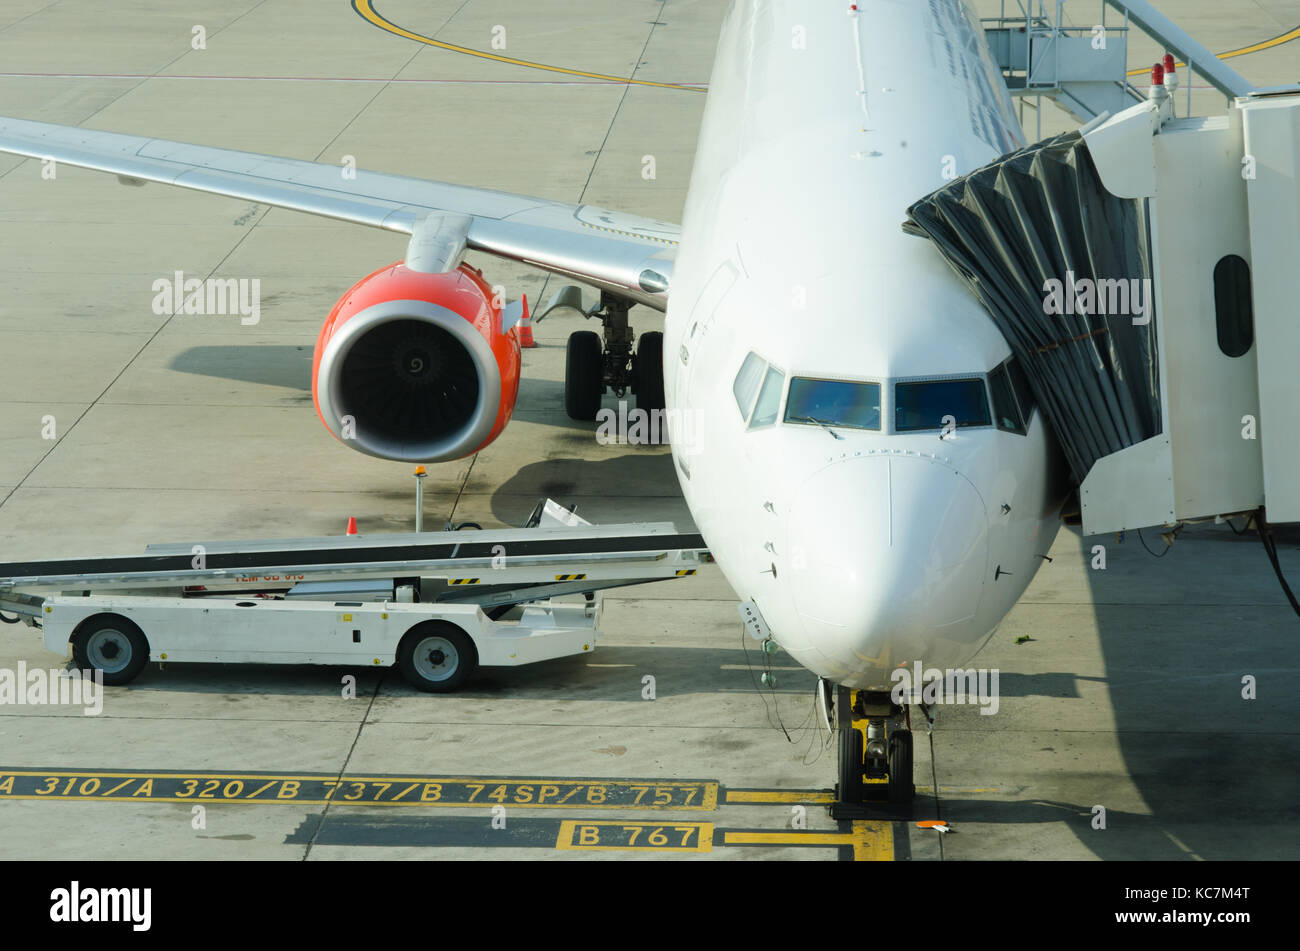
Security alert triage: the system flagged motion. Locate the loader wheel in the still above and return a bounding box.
[397,622,477,693]
[72,614,149,686]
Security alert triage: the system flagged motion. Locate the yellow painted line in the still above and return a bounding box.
[725,790,836,805]
[353,0,704,93]
[725,830,848,846]
[851,821,893,861]
[1124,25,1300,76]
[556,820,713,852]
[722,821,894,861]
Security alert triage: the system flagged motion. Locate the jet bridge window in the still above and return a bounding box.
[784,379,881,431]
[733,352,765,419]
[894,378,990,432]
[1213,254,1253,358]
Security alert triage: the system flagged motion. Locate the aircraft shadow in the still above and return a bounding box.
[486,453,685,527]
[1079,522,1300,860]
[112,645,819,702]
[170,345,313,391]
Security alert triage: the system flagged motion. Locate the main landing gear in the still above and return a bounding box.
[564,291,663,423]
[831,685,915,818]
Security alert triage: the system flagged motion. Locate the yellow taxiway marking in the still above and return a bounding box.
[555,820,892,859]
[1124,25,1300,76]
[556,820,713,853]
[723,821,893,861]
[353,0,704,92]
[723,785,994,804]
[0,769,716,810]
[725,790,837,805]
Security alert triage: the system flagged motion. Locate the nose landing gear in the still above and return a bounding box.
[831,686,915,818]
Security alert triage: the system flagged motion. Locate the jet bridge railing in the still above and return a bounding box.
[984,0,1141,126]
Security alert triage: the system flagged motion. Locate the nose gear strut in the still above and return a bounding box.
[831,686,915,818]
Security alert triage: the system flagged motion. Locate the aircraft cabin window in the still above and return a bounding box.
[987,363,1025,434]
[749,367,786,428]
[894,378,991,432]
[784,378,881,431]
[733,352,766,420]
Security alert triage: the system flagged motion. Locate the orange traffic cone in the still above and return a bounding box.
[345,516,358,535]
[516,294,536,349]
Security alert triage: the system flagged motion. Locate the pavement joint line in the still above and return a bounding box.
[302,668,387,859]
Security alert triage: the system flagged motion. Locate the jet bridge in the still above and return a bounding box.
[906,82,1300,536]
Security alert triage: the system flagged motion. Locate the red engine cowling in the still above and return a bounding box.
[312,262,522,463]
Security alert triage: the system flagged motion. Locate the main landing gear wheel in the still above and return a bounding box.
[888,729,915,803]
[72,615,149,686]
[633,331,664,414]
[564,330,603,420]
[397,622,477,693]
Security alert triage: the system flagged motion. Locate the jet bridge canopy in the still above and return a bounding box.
[903,129,1161,486]
[906,88,1300,534]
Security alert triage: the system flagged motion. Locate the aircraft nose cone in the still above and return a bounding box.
[785,454,988,673]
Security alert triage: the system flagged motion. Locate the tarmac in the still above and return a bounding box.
[0,0,1297,861]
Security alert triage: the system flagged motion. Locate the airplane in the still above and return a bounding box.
[0,0,1074,803]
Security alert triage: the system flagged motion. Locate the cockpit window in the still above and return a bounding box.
[732,352,765,420]
[784,378,881,430]
[894,379,990,432]
[1006,356,1036,419]
[749,367,786,428]
[987,363,1025,434]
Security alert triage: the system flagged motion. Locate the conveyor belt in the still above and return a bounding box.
[0,527,708,590]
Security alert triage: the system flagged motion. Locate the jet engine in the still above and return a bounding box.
[312,262,522,463]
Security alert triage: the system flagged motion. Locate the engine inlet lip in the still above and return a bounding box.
[317,298,501,463]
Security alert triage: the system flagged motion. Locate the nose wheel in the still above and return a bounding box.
[832,687,914,817]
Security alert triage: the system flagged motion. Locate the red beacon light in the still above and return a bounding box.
[1148,62,1168,100]
[1162,53,1179,92]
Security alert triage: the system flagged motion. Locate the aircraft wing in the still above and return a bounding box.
[0,115,678,309]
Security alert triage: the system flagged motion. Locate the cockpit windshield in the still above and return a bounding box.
[894,378,990,432]
[784,378,881,431]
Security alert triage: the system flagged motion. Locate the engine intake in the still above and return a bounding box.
[313,264,520,463]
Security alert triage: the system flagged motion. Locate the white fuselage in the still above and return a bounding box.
[664,0,1067,690]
